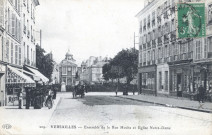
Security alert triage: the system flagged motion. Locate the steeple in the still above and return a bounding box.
[65,49,73,60]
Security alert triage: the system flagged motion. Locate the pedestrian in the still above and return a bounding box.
[115,87,118,96]
[18,90,23,109]
[198,84,205,103]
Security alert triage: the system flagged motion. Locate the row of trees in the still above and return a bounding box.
[102,48,138,85]
[36,45,54,82]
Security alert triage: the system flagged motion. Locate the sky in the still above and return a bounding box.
[36,0,144,66]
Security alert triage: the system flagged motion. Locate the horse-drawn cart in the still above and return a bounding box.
[73,84,84,98]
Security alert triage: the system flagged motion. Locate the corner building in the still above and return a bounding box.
[136,0,212,99]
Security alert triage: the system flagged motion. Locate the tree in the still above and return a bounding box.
[103,48,138,84]
[36,45,54,81]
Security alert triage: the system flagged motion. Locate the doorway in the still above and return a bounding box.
[177,74,182,97]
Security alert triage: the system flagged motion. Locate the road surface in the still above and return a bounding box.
[42,94,212,135]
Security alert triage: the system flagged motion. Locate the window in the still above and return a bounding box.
[159,72,162,90]
[12,13,15,36]
[139,21,142,34]
[11,42,13,64]
[139,52,142,64]
[208,4,212,25]
[23,42,25,58]
[31,49,32,63]
[6,40,9,62]
[158,48,162,58]
[62,67,67,75]
[152,50,155,61]
[8,9,10,32]
[15,45,18,64]
[27,45,29,60]
[147,51,150,62]
[19,47,21,65]
[68,67,72,72]
[204,38,207,58]
[164,45,168,58]
[196,40,201,59]
[208,37,212,54]
[23,0,26,6]
[165,71,168,91]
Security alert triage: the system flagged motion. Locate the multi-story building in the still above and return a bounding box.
[0,0,48,106]
[22,0,39,68]
[59,50,78,86]
[80,56,108,84]
[136,0,212,98]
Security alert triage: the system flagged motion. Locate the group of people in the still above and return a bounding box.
[18,84,58,109]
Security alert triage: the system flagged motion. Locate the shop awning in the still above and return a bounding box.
[7,65,35,84]
[25,66,49,83]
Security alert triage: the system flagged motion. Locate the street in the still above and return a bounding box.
[42,93,212,135]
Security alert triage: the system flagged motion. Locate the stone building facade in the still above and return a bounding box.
[136,0,212,99]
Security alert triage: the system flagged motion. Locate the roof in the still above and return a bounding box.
[91,61,108,68]
[60,59,77,66]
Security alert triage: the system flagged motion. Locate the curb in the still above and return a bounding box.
[117,96,212,113]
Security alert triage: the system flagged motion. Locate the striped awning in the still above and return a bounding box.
[25,66,49,83]
[7,65,35,86]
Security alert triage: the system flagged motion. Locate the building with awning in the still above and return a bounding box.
[24,66,49,84]
[6,65,36,106]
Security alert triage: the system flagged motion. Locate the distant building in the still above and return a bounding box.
[59,50,77,86]
[80,56,108,84]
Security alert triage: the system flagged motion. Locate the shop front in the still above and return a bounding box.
[6,65,35,106]
[138,65,157,95]
[168,60,192,98]
[193,62,212,101]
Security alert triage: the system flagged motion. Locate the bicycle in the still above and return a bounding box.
[44,94,54,109]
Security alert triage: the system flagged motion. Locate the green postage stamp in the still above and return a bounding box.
[176,3,206,38]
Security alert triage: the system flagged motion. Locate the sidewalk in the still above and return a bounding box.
[117,93,212,113]
[0,92,69,135]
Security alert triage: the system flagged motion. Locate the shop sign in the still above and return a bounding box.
[6,95,19,106]
[176,69,182,73]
